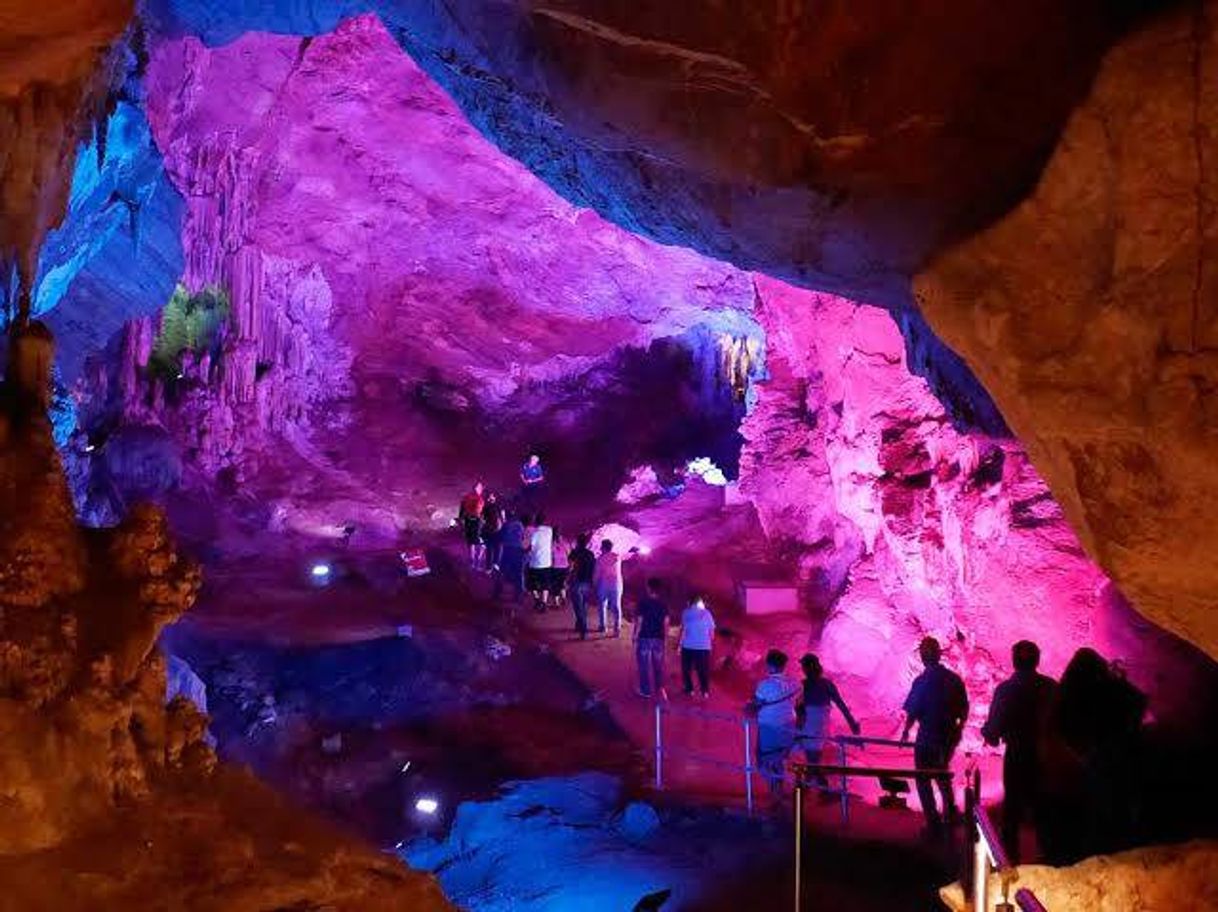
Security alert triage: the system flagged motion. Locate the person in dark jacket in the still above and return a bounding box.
[567,532,597,640]
[797,654,860,788]
[981,640,1057,862]
[902,636,969,836]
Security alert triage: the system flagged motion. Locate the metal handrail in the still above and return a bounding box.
[972,804,1049,911]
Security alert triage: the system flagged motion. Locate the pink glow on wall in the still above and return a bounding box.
[740,276,1207,766]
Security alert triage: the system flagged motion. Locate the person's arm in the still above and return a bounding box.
[829,682,861,735]
[981,683,1005,747]
[901,684,919,742]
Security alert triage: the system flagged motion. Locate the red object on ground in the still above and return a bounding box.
[400,549,431,577]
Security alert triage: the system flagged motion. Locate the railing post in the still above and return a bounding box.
[973,827,989,912]
[837,738,849,826]
[793,776,804,912]
[654,702,664,791]
[743,716,754,815]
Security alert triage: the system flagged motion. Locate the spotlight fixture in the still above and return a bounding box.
[414,796,439,815]
[638,544,652,556]
[310,563,332,579]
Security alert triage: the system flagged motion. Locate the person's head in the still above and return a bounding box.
[473,481,484,495]
[646,577,662,595]
[1012,640,1040,673]
[486,491,497,503]
[601,539,613,553]
[534,512,546,526]
[918,636,942,667]
[688,593,705,610]
[528,453,540,466]
[577,532,590,549]
[800,653,823,680]
[766,649,789,673]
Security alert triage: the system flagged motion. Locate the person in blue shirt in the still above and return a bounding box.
[901,636,969,836]
[519,452,546,511]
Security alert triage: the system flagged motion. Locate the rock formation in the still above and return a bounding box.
[916,0,1218,656]
[0,324,451,907]
[738,276,1215,750]
[940,840,1218,912]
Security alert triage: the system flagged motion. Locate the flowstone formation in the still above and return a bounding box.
[738,277,1215,749]
[0,325,450,909]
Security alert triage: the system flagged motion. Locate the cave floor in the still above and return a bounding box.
[163,453,961,909]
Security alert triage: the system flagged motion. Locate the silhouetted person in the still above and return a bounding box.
[567,533,596,640]
[458,482,485,570]
[797,654,860,789]
[494,511,526,605]
[525,512,554,612]
[480,492,504,571]
[902,636,968,837]
[1039,647,1147,864]
[981,640,1056,863]
[633,578,669,699]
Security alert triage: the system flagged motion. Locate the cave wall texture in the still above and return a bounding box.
[2,0,1214,656]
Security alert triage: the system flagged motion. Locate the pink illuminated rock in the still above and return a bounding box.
[739,276,1211,755]
[139,16,755,444]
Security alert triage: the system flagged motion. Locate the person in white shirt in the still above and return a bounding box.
[677,595,716,697]
[525,513,554,612]
[593,539,625,636]
[749,649,801,797]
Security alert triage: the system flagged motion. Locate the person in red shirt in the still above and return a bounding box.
[458,482,486,570]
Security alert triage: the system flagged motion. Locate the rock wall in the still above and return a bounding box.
[916,0,1218,657]
[940,840,1218,912]
[740,276,1213,747]
[0,324,451,907]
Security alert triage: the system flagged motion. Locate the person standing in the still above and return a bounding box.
[519,452,546,512]
[480,492,504,572]
[494,511,527,605]
[525,513,554,612]
[981,639,1057,863]
[901,636,969,837]
[797,654,861,788]
[594,539,625,636]
[677,595,716,697]
[567,533,596,640]
[458,482,485,570]
[633,578,669,699]
[548,526,571,608]
[750,649,801,798]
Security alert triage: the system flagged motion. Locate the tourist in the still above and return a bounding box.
[457,481,485,570]
[797,654,860,789]
[901,636,969,837]
[1037,647,1147,865]
[749,648,800,798]
[677,594,716,697]
[494,511,527,605]
[525,512,554,612]
[594,538,626,636]
[981,639,1057,863]
[519,452,546,512]
[548,526,571,607]
[481,492,504,571]
[567,532,596,640]
[633,578,669,699]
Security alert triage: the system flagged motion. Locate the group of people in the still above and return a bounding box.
[743,632,1147,865]
[456,466,1149,866]
[457,468,634,637]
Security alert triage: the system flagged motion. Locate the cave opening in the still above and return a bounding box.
[2,5,1218,912]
